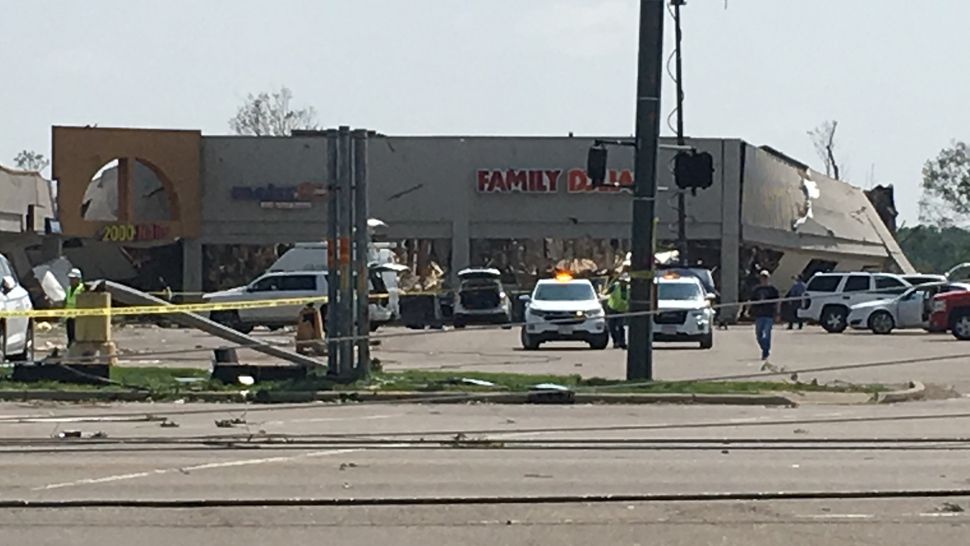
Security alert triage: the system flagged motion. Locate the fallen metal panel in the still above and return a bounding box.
[97,279,323,369]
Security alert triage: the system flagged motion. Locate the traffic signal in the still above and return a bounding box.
[586,145,608,186]
[674,150,714,194]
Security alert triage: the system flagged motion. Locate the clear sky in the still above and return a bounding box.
[3,0,967,225]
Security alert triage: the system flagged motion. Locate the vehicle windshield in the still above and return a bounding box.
[533,283,596,301]
[658,282,703,301]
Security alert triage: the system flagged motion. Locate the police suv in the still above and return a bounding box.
[653,273,715,349]
[520,274,608,350]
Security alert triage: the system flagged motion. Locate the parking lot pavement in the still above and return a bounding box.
[35,322,970,391]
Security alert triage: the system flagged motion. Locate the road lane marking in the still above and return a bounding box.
[261,413,401,427]
[32,448,362,491]
[800,514,874,520]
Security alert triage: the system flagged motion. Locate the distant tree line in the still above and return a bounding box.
[896,225,970,274]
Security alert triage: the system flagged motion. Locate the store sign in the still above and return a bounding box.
[476,168,633,194]
[231,182,327,205]
[99,223,170,242]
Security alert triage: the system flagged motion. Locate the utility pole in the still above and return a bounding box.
[336,126,354,378]
[673,0,688,266]
[627,0,666,381]
[325,130,340,375]
[352,130,370,377]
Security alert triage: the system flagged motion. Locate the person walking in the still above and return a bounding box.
[783,275,807,330]
[64,268,85,346]
[749,270,779,361]
[605,275,630,349]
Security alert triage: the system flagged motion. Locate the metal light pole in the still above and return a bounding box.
[673,0,688,266]
[627,0,666,381]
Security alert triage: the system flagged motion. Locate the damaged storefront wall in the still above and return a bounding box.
[59,129,912,318]
[0,164,61,302]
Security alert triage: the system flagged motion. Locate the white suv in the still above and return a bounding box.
[521,277,608,350]
[654,275,715,349]
[798,272,911,333]
[0,253,33,362]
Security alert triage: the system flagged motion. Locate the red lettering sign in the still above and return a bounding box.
[476,169,560,194]
[567,168,634,193]
[476,168,629,194]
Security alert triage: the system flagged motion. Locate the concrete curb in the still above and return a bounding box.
[0,390,825,407]
[573,392,797,406]
[0,390,247,403]
[251,390,798,406]
[875,381,926,404]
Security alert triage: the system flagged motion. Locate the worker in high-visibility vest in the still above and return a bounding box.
[605,274,630,349]
[64,268,85,345]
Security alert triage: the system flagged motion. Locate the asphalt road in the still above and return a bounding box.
[37,321,970,391]
[3,399,970,544]
[4,499,969,546]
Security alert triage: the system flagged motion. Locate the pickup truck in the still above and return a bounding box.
[929,290,970,339]
[204,269,394,333]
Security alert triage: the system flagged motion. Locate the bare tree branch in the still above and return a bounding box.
[229,86,319,136]
[807,120,841,180]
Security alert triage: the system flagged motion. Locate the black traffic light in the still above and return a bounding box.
[586,145,608,186]
[674,150,714,194]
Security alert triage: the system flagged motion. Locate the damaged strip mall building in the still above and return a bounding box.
[46,126,912,320]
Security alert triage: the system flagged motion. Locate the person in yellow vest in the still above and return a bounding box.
[64,268,85,346]
[605,274,630,349]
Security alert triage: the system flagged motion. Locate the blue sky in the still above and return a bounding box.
[3,0,968,225]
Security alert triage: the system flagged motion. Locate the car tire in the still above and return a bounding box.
[588,332,609,350]
[453,315,467,329]
[952,312,970,340]
[9,320,33,363]
[868,311,895,335]
[820,306,848,333]
[699,330,714,349]
[211,311,253,334]
[520,328,541,350]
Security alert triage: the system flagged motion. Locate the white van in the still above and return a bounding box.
[0,253,33,362]
[268,242,404,320]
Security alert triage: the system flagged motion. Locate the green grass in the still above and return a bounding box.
[0,366,886,399]
[0,366,230,396]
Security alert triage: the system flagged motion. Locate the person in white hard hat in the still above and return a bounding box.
[64,268,85,345]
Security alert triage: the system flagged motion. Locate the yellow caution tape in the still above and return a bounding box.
[0,290,450,320]
[0,296,335,319]
[628,270,655,280]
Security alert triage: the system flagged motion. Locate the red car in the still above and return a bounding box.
[929,290,970,339]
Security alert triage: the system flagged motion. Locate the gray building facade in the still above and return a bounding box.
[180,134,911,309]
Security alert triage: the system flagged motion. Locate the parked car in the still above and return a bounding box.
[520,275,608,350]
[653,273,715,349]
[929,289,970,340]
[798,272,911,333]
[452,268,511,328]
[0,253,33,362]
[204,269,394,333]
[901,273,947,287]
[847,282,970,334]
